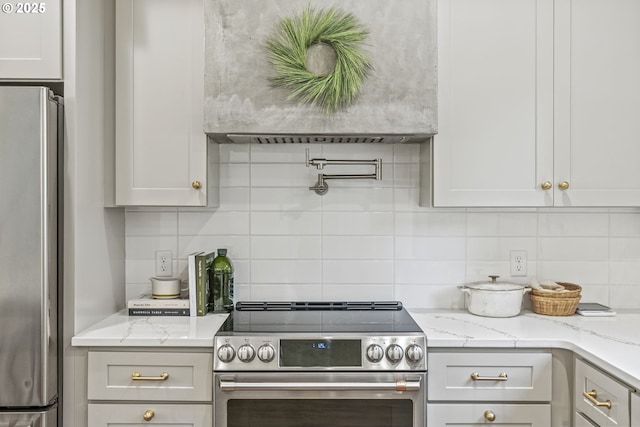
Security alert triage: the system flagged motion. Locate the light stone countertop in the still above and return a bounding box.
[72,308,640,390]
[409,309,640,391]
[71,310,229,347]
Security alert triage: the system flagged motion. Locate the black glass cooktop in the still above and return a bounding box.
[216,301,422,335]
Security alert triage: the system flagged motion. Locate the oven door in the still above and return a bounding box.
[214,372,425,427]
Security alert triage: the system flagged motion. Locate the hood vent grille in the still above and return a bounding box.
[222,134,414,144]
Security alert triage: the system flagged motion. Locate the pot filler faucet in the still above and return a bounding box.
[305,148,382,195]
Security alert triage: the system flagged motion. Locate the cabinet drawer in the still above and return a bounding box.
[88,403,212,426]
[427,403,551,426]
[428,351,552,401]
[575,411,598,427]
[88,351,212,401]
[575,358,629,427]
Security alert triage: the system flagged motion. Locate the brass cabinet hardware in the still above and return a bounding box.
[541,181,552,190]
[558,181,570,190]
[583,389,612,409]
[131,371,169,381]
[191,180,202,190]
[143,409,155,421]
[470,372,508,381]
[484,409,496,422]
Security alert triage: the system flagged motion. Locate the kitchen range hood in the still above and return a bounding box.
[204,0,437,143]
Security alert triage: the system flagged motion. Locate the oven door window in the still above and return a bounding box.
[227,399,413,427]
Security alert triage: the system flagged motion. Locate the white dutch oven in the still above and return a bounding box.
[460,275,530,318]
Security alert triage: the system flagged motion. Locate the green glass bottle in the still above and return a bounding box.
[209,248,234,312]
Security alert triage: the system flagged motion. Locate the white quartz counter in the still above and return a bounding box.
[410,309,640,391]
[72,308,640,390]
[71,310,229,347]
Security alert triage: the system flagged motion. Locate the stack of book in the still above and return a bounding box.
[128,250,216,317]
[127,294,190,316]
[576,302,616,317]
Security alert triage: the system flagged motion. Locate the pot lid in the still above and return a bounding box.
[465,275,526,291]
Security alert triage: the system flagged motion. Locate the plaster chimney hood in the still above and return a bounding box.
[204,0,437,144]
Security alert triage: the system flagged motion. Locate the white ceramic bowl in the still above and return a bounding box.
[150,277,181,299]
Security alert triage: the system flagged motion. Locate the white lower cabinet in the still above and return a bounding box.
[575,358,630,427]
[631,392,640,425]
[428,403,551,426]
[427,350,552,427]
[87,350,213,427]
[88,403,212,426]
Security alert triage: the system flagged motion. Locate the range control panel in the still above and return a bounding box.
[214,335,426,372]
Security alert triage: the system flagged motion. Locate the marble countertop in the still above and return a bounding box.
[410,309,640,391]
[71,311,229,347]
[72,308,640,390]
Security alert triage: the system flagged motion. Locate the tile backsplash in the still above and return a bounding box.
[125,143,640,309]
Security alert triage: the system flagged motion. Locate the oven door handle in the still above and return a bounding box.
[219,379,422,392]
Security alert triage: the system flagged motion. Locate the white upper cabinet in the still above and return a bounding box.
[432,0,554,207]
[0,0,62,79]
[433,0,640,207]
[115,0,213,206]
[553,0,640,207]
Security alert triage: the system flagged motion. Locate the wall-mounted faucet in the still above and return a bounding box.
[305,149,382,195]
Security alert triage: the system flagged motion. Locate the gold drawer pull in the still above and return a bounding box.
[583,390,612,409]
[471,372,508,381]
[131,371,169,381]
[484,409,496,422]
[143,409,155,421]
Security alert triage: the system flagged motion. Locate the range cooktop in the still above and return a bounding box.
[216,301,423,335]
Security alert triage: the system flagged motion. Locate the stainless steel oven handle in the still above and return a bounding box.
[219,379,421,392]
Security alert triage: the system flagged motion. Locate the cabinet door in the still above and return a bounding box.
[432,0,554,207]
[631,392,640,425]
[575,358,630,427]
[115,0,207,206]
[0,0,62,79]
[554,0,640,206]
[88,403,212,427]
[427,403,551,426]
[576,412,599,427]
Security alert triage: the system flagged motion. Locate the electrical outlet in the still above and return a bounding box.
[155,250,172,277]
[510,250,527,277]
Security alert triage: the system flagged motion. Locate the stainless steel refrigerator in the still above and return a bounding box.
[0,86,62,426]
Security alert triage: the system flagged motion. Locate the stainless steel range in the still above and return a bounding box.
[213,301,426,427]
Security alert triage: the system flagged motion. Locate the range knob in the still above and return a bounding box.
[217,344,236,363]
[257,344,276,363]
[386,344,404,364]
[237,344,256,363]
[366,344,384,363]
[405,344,424,363]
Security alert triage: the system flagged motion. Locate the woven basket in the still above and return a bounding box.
[530,294,581,316]
[531,282,582,299]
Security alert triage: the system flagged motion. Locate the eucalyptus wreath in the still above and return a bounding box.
[265,5,373,113]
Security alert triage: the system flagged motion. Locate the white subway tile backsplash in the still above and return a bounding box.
[251,260,321,284]
[179,211,250,235]
[219,163,250,187]
[539,237,609,261]
[125,211,178,236]
[322,260,394,284]
[319,188,394,212]
[323,236,394,260]
[395,236,465,260]
[538,212,609,236]
[251,211,321,235]
[123,146,640,309]
[251,187,321,211]
[395,212,466,236]
[322,212,393,236]
[251,236,321,259]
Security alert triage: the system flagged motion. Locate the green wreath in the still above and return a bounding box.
[265,5,373,113]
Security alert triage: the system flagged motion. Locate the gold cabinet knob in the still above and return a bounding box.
[558,181,570,190]
[191,180,202,190]
[484,409,496,422]
[540,181,552,190]
[143,409,155,421]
